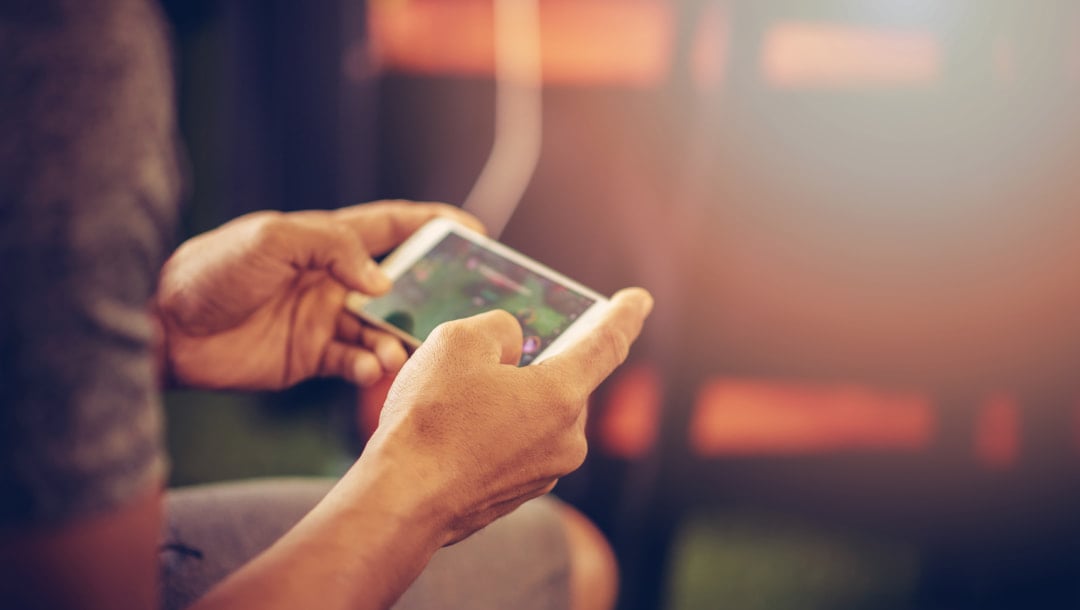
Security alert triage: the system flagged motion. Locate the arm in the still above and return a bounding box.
[2,5,647,606]
[3,186,651,610]
[151,195,652,607]
[0,491,163,610]
[183,452,442,610]
[153,202,484,391]
[185,290,653,610]
[0,2,179,607]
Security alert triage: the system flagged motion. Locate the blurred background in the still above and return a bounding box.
[159,1,1080,608]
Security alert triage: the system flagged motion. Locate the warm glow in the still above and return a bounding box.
[597,363,662,459]
[369,0,494,78]
[762,23,941,88]
[369,3,955,89]
[974,394,1020,469]
[368,0,673,86]
[690,379,935,456]
[689,1,728,91]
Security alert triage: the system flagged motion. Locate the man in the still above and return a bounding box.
[0,1,652,609]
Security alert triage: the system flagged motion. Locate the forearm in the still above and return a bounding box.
[187,451,446,610]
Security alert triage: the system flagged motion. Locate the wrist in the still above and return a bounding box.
[273,443,449,607]
[336,438,451,550]
[190,450,451,610]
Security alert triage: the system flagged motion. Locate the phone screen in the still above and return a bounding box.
[362,232,598,365]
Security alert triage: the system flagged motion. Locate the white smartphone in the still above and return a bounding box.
[344,217,610,366]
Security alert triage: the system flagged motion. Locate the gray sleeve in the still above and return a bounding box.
[160,481,571,610]
[0,0,181,525]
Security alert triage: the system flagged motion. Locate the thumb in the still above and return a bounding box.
[537,287,653,391]
[423,309,525,366]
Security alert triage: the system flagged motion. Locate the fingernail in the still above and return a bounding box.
[619,288,653,315]
[641,292,655,315]
[354,355,382,386]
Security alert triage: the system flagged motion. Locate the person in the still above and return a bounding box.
[0,2,653,609]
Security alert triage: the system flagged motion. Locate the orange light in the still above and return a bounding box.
[690,379,935,456]
[974,394,1020,470]
[369,0,495,78]
[368,0,674,86]
[597,363,662,459]
[762,23,941,88]
[540,0,673,86]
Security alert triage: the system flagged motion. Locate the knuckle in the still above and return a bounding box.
[248,211,288,246]
[328,223,362,254]
[437,309,520,343]
[563,437,589,473]
[485,308,521,334]
[427,316,488,348]
[557,377,588,406]
[327,221,352,240]
[550,384,587,425]
[541,381,576,412]
[598,326,631,365]
[427,319,466,345]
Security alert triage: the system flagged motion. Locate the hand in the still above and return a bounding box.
[358,287,653,545]
[155,201,484,391]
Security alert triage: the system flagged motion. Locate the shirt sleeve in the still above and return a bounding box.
[0,0,181,525]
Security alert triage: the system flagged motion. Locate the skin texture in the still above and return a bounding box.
[367,293,651,546]
[3,3,642,608]
[186,286,651,610]
[156,201,485,390]
[4,201,652,610]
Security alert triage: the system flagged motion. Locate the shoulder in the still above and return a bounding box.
[0,0,178,527]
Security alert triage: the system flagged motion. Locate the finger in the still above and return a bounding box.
[471,309,524,366]
[333,201,487,255]
[320,341,386,386]
[362,327,409,374]
[335,314,409,373]
[335,311,368,343]
[537,287,654,392]
[426,309,523,366]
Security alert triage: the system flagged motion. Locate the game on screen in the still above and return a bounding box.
[362,233,597,366]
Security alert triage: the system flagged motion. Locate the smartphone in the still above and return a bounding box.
[344,217,609,366]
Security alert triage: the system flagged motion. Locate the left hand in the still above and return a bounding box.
[155,200,484,390]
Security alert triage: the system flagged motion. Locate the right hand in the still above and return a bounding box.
[362,287,653,545]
